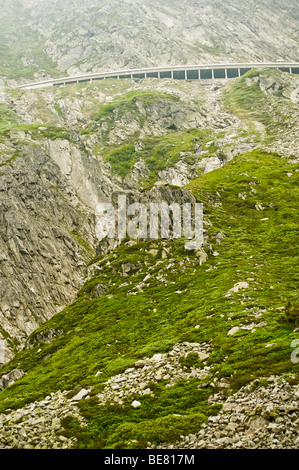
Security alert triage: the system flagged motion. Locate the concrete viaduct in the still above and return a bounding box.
[16,62,299,89]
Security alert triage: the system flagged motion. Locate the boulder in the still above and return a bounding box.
[0,369,25,390]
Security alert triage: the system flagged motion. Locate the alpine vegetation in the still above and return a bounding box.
[0,0,298,452]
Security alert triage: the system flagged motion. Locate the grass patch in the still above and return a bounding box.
[103,128,219,183]
[94,90,180,122]
[62,381,220,449]
[223,69,295,143]
[70,231,95,260]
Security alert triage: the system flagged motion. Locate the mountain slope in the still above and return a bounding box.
[0,69,298,449]
[0,0,298,81]
[0,148,298,449]
[0,69,298,361]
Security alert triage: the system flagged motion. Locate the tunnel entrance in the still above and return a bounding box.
[214,69,226,79]
[240,68,251,76]
[160,71,172,78]
[200,69,213,79]
[133,73,146,79]
[173,70,186,80]
[187,70,199,80]
[227,68,239,78]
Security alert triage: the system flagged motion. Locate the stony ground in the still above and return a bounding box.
[96,342,213,406]
[156,376,299,449]
[0,390,84,449]
[1,343,298,449]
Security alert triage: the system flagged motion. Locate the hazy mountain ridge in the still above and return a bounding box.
[0,0,298,82]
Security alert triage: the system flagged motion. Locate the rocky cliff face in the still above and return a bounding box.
[0,77,206,359]
[0,139,97,361]
[0,0,298,82]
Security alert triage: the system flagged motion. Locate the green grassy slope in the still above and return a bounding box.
[0,147,298,448]
[0,69,298,448]
[223,69,298,144]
